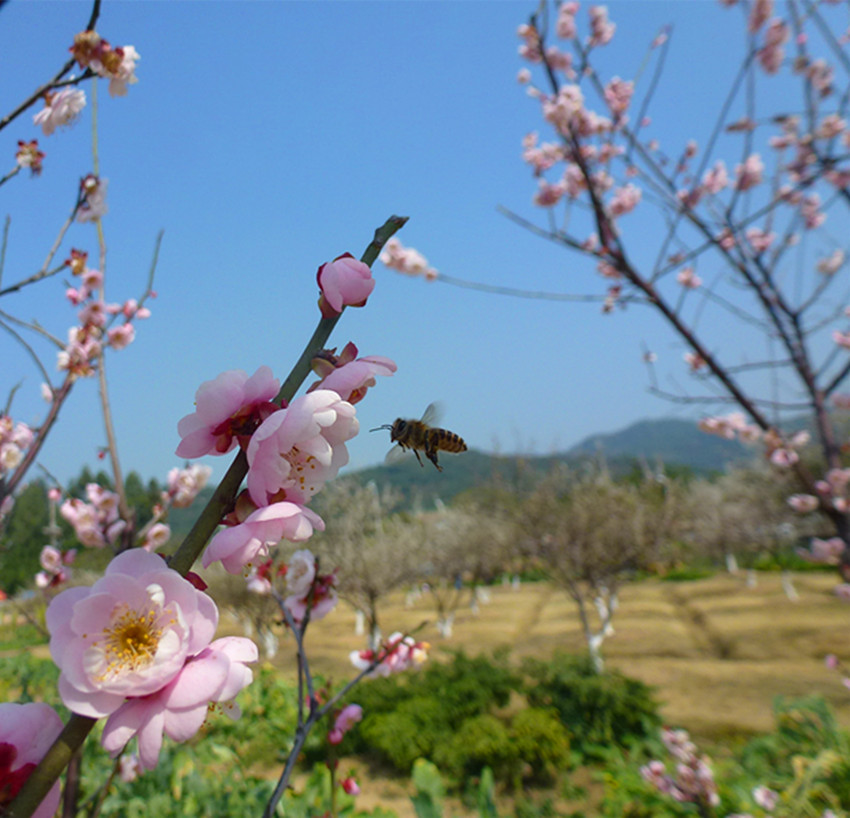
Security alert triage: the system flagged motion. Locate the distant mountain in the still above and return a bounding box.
[566,417,750,472]
[345,417,753,509]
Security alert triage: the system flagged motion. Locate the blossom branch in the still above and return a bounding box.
[0,0,101,133]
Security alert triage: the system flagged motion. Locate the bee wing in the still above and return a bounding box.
[421,402,444,426]
[384,444,411,465]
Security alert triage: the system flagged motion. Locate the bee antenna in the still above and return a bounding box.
[369,425,393,433]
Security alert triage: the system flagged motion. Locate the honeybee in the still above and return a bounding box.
[371,403,467,472]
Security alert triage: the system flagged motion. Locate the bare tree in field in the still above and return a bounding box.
[504,2,850,578]
[686,464,817,598]
[310,480,417,649]
[520,467,683,671]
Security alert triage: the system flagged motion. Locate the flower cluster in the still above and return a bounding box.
[698,412,761,443]
[35,545,76,590]
[640,728,719,809]
[378,237,439,280]
[164,464,212,508]
[328,703,363,745]
[60,483,125,548]
[176,256,393,581]
[796,536,845,565]
[282,549,338,623]
[70,30,140,97]
[58,248,151,376]
[47,549,256,769]
[350,632,430,678]
[0,416,33,477]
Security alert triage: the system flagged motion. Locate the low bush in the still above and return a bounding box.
[522,653,660,759]
[509,707,571,783]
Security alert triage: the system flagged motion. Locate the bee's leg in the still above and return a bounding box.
[413,450,425,468]
[425,445,443,472]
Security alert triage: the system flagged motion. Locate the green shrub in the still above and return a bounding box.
[360,697,450,771]
[509,708,571,783]
[433,714,519,781]
[522,653,660,759]
[348,651,520,774]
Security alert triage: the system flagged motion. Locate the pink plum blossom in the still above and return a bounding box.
[787,494,819,513]
[246,390,358,506]
[798,536,845,564]
[702,160,729,194]
[328,704,363,744]
[604,77,633,116]
[76,174,108,222]
[308,342,396,405]
[608,183,642,216]
[817,249,844,275]
[46,548,221,720]
[286,549,317,596]
[284,567,338,623]
[753,785,779,810]
[350,632,430,678]
[833,330,850,350]
[756,17,791,74]
[15,140,44,174]
[556,2,579,38]
[317,253,375,317]
[60,484,125,548]
[341,777,360,796]
[0,702,63,818]
[142,522,171,552]
[684,352,706,371]
[71,32,139,97]
[33,87,86,135]
[36,545,76,589]
[676,267,701,289]
[101,636,257,770]
[745,227,775,253]
[0,416,33,476]
[641,728,719,808]
[379,238,439,280]
[748,0,773,33]
[176,365,280,458]
[107,323,135,350]
[588,5,616,46]
[533,179,566,207]
[118,753,142,782]
[735,154,764,191]
[165,464,212,508]
[203,503,324,574]
[246,561,273,595]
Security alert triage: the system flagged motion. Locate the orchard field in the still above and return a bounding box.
[263,572,850,742]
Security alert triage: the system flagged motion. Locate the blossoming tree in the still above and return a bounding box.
[381,1,850,589]
[509,0,850,583]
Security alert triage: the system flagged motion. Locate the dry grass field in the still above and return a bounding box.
[259,571,850,743]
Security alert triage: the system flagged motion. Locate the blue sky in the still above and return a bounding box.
[0,1,842,488]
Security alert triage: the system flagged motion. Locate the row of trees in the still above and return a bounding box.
[208,457,825,670]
